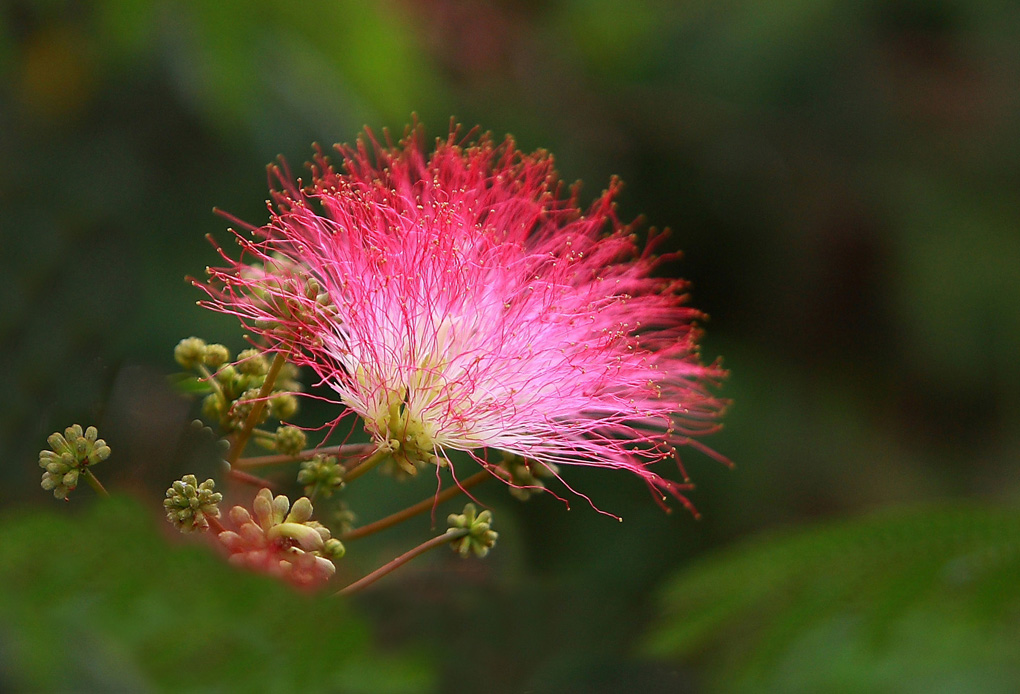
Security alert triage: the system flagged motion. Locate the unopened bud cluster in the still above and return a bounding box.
[255,425,307,456]
[217,488,345,588]
[447,503,499,558]
[173,337,302,434]
[164,475,223,532]
[296,454,344,498]
[38,425,110,500]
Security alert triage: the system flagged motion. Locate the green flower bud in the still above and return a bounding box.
[286,496,314,524]
[296,455,344,498]
[252,488,276,529]
[229,389,269,429]
[274,426,307,456]
[270,394,299,421]
[201,393,225,423]
[271,493,290,525]
[237,348,269,376]
[204,343,231,367]
[38,424,110,500]
[164,474,222,533]
[323,538,346,560]
[175,337,208,369]
[447,503,499,558]
[46,432,67,454]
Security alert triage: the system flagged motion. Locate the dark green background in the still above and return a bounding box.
[2,1,1019,692]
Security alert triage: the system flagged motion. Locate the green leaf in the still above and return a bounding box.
[0,497,434,693]
[643,502,1020,693]
[169,373,214,395]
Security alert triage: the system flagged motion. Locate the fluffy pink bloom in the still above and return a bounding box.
[200,125,728,513]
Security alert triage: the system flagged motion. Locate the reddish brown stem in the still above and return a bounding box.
[341,470,491,541]
[336,529,469,596]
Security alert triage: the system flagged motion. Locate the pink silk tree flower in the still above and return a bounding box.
[200,125,728,514]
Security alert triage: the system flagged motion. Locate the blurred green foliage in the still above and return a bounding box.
[2,0,1019,691]
[644,502,1020,692]
[0,497,433,693]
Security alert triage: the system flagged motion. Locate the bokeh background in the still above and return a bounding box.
[2,1,1020,692]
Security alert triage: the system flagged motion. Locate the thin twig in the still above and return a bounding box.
[81,469,110,498]
[342,470,491,541]
[336,529,468,596]
[235,443,374,469]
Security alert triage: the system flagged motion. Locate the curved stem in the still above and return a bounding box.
[235,443,374,469]
[342,470,491,542]
[81,468,110,498]
[336,528,469,597]
[225,350,289,467]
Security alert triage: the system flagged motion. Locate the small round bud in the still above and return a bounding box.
[204,343,231,367]
[296,455,344,499]
[164,474,222,533]
[229,389,270,428]
[270,394,299,421]
[323,538,346,560]
[202,393,225,422]
[447,503,499,558]
[175,337,208,369]
[236,349,269,376]
[274,426,307,456]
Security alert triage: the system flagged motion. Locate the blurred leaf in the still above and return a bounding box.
[0,498,434,693]
[168,373,213,395]
[644,502,1020,692]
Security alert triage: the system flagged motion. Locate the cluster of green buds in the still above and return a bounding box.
[173,337,301,434]
[447,503,499,558]
[296,454,344,499]
[495,452,559,501]
[217,488,345,588]
[164,475,223,532]
[38,425,110,500]
[253,424,307,456]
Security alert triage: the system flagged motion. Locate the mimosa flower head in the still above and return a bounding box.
[200,123,728,514]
